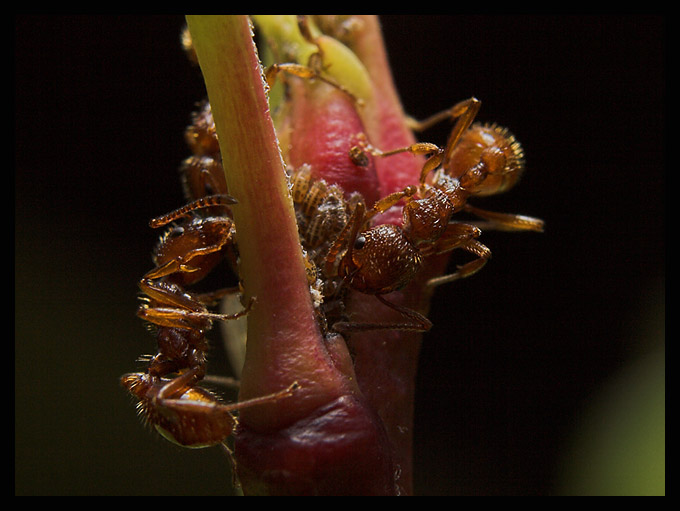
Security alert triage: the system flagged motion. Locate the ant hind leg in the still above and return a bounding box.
[332,294,432,333]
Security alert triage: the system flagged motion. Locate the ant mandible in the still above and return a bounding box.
[325,97,544,332]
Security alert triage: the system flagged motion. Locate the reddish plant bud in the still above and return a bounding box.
[235,394,397,496]
[282,80,382,208]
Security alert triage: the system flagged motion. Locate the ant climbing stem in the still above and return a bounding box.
[124,175,298,452]
[322,97,544,332]
[121,29,308,469]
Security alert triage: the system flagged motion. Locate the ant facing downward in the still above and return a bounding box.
[262,16,544,333]
[123,195,297,450]
[122,99,298,452]
[324,97,544,332]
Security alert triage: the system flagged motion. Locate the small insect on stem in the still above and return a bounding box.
[123,82,299,455]
[322,98,544,331]
[261,17,542,334]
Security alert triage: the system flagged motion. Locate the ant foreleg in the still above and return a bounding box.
[364,185,418,221]
[418,222,491,288]
[354,134,443,185]
[144,229,235,282]
[325,200,367,277]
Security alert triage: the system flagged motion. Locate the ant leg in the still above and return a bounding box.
[463,203,545,232]
[219,441,241,489]
[370,142,441,159]
[158,374,298,415]
[405,97,482,180]
[406,97,482,137]
[426,238,492,289]
[203,375,240,389]
[333,294,432,333]
[265,15,362,107]
[440,98,482,172]
[325,200,367,277]
[421,222,483,257]
[265,62,362,107]
[356,135,444,185]
[138,297,256,330]
[139,278,205,312]
[418,222,491,288]
[151,369,299,448]
[143,233,234,281]
[364,185,418,221]
[194,285,242,306]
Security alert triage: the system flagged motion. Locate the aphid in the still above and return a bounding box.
[324,97,544,330]
[289,164,362,263]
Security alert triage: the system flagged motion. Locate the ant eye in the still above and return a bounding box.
[353,235,366,250]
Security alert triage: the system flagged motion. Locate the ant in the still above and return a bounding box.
[253,16,543,333]
[124,195,298,449]
[324,97,544,332]
[123,195,300,451]
[122,97,298,452]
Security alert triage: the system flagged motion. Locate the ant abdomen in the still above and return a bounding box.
[446,122,525,196]
[121,371,236,448]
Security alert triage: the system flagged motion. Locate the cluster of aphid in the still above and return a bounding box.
[121,17,543,452]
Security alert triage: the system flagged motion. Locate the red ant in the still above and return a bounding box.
[122,98,298,451]
[123,195,299,449]
[324,97,544,332]
[255,16,542,333]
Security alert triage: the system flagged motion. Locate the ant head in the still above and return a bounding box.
[340,224,422,295]
[447,123,525,197]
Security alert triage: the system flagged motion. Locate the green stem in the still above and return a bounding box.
[185,14,358,432]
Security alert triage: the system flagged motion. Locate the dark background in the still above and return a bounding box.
[15,15,664,495]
